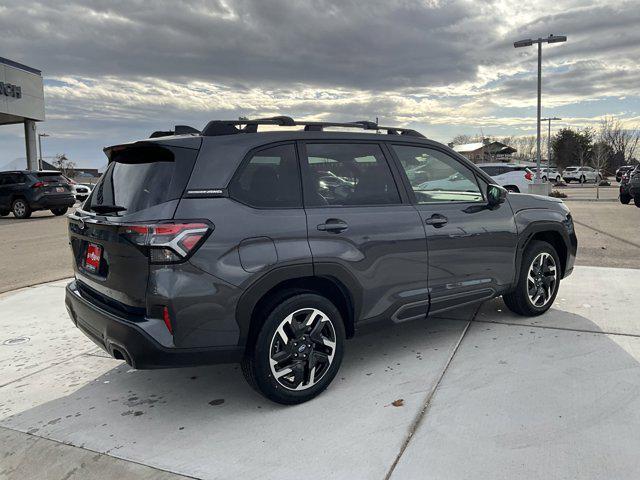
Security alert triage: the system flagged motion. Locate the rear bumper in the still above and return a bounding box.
[32,195,75,209]
[65,280,243,369]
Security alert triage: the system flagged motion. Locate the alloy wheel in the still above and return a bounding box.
[269,308,337,391]
[526,252,557,307]
[13,201,26,217]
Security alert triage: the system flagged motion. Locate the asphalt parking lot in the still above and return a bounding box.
[1,184,638,293]
[1,266,639,479]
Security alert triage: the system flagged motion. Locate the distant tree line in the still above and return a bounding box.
[450,116,639,173]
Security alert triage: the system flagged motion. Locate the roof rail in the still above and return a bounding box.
[201,116,424,138]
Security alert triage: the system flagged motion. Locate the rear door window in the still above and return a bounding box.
[229,144,302,208]
[301,143,400,206]
[87,144,197,215]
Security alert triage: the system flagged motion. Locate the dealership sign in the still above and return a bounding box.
[0,82,22,98]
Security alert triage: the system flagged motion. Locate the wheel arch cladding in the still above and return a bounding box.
[239,274,355,349]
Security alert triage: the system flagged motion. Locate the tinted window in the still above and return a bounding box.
[1,173,22,185]
[302,143,400,206]
[35,172,65,183]
[478,166,501,176]
[229,144,301,208]
[392,145,483,203]
[87,145,197,215]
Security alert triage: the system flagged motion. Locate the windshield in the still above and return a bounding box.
[86,145,197,215]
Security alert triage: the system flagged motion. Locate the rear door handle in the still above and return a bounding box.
[317,219,348,233]
[425,214,448,228]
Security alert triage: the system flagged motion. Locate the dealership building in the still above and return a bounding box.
[0,57,45,170]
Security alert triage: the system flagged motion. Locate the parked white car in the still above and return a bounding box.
[63,176,92,202]
[476,163,534,193]
[562,166,602,184]
[532,167,562,183]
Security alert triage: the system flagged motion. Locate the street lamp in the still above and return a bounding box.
[541,117,561,175]
[514,34,567,184]
[37,132,49,171]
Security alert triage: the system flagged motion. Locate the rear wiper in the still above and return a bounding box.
[90,204,127,214]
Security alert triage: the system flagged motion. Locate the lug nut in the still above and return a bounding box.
[294,353,298,357]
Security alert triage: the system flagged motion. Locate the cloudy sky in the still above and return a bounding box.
[1,0,639,168]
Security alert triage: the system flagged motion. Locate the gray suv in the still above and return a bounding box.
[65,117,577,404]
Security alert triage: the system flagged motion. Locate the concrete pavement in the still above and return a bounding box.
[1,266,639,479]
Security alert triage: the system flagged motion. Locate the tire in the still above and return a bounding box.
[556,176,561,183]
[579,175,586,184]
[51,207,68,216]
[241,293,345,404]
[503,240,561,317]
[596,175,602,184]
[0,209,9,216]
[12,199,31,219]
[634,196,640,208]
[542,176,547,182]
[505,185,520,193]
[620,193,631,204]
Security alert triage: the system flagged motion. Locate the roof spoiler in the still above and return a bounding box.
[149,125,200,138]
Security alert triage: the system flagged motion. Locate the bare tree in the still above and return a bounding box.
[52,153,77,178]
[511,136,536,161]
[600,116,640,166]
[449,134,474,146]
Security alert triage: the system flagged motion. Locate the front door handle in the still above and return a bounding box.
[317,218,348,233]
[425,214,448,228]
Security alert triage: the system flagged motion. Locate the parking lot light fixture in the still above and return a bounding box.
[514,34,567,183]
[541,117,562,175]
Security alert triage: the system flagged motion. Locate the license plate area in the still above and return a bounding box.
[85,243,102,273]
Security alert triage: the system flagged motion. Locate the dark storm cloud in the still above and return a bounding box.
[1,0,494,90]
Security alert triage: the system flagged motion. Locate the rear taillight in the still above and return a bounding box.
[162,306,173,334]
[525,171,533,181]
[120,222,212,264]
[32,181,45,188]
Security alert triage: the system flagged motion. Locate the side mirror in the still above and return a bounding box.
[487,184,507,206]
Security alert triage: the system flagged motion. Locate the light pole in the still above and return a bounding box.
[514,34,567,184]
[541,117,561,175]
[37,132,49,171]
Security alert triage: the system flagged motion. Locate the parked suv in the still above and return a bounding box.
[628,166,640,207]
[619,166,637,204]
[0,170,75,218]
[616,165,636,183]
[64,117,577,404]
[476,163,533,192]
[562,166,602,184]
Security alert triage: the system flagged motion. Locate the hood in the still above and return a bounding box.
[506,192,566,213]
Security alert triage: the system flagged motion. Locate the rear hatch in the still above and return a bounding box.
[33,171,73,198]
[68,141,200,312]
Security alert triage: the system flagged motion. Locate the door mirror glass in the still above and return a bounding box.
[487,184,507,206]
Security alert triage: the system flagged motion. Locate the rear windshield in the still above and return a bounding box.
[87,145,197,215]
[36,173,67,183]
